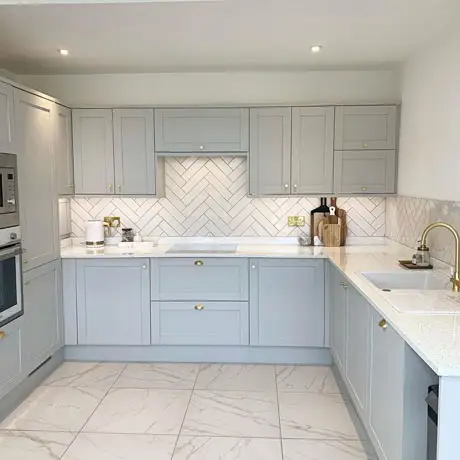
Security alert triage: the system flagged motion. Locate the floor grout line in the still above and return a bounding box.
[274,367,285,460]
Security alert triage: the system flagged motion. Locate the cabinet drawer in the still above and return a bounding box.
[151,301,249,345]
[0,319,22,400]
[151,258,249,301]
[154,108,249,153]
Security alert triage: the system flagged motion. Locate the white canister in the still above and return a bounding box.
[85,220,105,248]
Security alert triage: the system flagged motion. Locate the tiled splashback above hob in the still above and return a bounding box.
[70,157,385,239]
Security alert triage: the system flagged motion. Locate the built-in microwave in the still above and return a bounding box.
[0,153,18,229]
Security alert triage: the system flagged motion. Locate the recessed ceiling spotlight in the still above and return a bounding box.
[310,45,322,53]
[58,49,69,56]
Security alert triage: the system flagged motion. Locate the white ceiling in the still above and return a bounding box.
[0,0,458,74]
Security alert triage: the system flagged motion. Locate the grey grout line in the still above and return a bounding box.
[274,367,285,460]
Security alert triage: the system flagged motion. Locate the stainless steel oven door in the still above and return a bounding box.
[0,243,23,327]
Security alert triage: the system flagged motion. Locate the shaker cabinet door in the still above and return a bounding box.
[72,109,114,194]
[15,89,59,271]
[291,107,334,194]
[55,105,74,195]
[249,107,291,196]
[113,108,156,195]
[0,319,22,400]
[0,81,15,154]
[335,106,397,151]
[330,266,348,373]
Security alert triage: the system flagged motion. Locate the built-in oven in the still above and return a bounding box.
[0,227,23,328]
[0,153,18,229]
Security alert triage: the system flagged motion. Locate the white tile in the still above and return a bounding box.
[114,363,199,390]
[0,431,75,460]
[276,366,341,394]
[279,392,363,440]
[283,439,376,460]
[182,390,279,438]
[43,362,125,390]
[62,433,176,460]
[0,387,105,432]
[173,436,283,460]
[83,388,191,434]
[195,364,276,391]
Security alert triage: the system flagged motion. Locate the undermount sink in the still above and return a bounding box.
[361,271,451,291]
[166,243,237,254]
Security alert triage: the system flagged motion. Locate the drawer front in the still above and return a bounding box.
[0,320,22,400]
[151,258,249,301]
[151,301,249,345]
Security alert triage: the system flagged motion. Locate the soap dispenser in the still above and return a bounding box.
[414,243,431,267]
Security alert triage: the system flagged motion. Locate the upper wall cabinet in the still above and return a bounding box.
[291,107,334,194]
[335,106,397,150]
[73,109,114,195]
[55,105,74,195]
[155,108,249,155]
[0,81,15,154]
[249,107,291,196]
[73,108,163,196]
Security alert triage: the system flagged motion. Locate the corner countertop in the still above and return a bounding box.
[61,237,460,377]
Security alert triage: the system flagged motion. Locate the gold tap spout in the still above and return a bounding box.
[420,222,460,292]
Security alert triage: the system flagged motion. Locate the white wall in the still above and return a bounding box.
[398,30,460,201]
[18,70,400,107]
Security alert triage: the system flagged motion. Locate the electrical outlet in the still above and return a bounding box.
[288,216,306,227]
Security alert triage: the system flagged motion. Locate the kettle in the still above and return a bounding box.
[85,220,105,248]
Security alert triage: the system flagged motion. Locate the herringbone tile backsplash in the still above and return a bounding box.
[70,157,385,238]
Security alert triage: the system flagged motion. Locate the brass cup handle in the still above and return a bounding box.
[194,260,204,266]
[0,331,6,340]
[194,304,204,310]
[363,142,368,148]
[378,319,388,330]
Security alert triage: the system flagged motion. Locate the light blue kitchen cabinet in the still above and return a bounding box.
[54,104,74,196]
[113,108,164,196]
[0,317,22,401]
[15,89,59,271]
[62,259,77,345]
[330,265,348,372]
[335,105,397,151]
[334,150,396,194]
[72,109,114,194]
[151,301,249,345]
[249,107,291,196]
[345,285,370,419]
[291,107,334,194]
[249,259,325,347]
[154,108,249,154]
[0,81,15,154]
[151,258,249,301]
[22,260,63,374]
[76,259,150,345]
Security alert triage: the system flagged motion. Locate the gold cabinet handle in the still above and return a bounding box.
[340,281,348,289]
[378,319,388,330]
[194,260,204,266]
[363,142,368,148]
[284,184,289,189]
[361,187,367,192]
[200,145,204,150]
[194,304,204,310]
[108,183,113,190]
[0,331,6,340]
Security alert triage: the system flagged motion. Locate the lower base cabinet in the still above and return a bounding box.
[250,259,325,347]
[151,301,249,345]
[22,260,62,374]
[76,259,150,345]
[0,319,23,400]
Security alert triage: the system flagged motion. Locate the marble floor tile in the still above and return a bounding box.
[0,387,106,432]
[276,366,341,394]
[62,433,176,460]
[173,436,283,460]
[283,439,376,460]
[0,431,75,460]
[195,364,276,391]
[83,388,191,434]
[114,363,200,389]
[279,392,362,440]
[43,362,126,390]
[182,390,280,438]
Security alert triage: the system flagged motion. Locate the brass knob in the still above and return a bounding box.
[194,304,204,310]
[252,265,256,269]
[108,183,113,190]
[200,145,204,150]
[363,142,368,148]
[0,331,5,340]
[361,187,367,191]
[194,260,204,266]
[293,184,298,190]
[23,260,28,264]
[284,184,289,189]
[378,319,388,330]
[142,265,147,269]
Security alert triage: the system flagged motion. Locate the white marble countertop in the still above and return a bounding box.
[61,237,460,377]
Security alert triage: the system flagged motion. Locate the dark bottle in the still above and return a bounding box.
[310,197,330,245]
